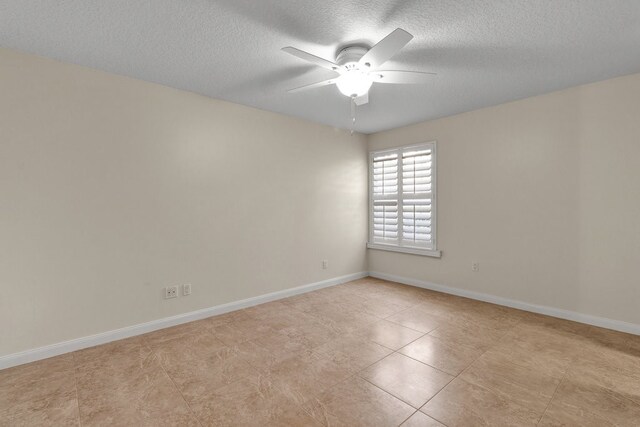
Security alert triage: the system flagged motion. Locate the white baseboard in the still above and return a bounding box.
[0,271,368,370]
[4,270,637,370]
[369,271,640,336]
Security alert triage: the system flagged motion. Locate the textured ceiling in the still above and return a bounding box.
[2,1,640,133]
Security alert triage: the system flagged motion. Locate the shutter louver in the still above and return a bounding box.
[373,201,398,240]
[402,149,432,194]
[402,199,432,246]
[373,153,398,195]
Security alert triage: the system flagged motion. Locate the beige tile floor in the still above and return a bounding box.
[2,277,640,426]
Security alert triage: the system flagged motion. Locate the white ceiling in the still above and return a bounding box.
[2,1,640,133]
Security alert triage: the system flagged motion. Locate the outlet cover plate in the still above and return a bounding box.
[164,285,178,299]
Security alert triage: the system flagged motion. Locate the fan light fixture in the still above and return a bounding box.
[282,29,436,107]
[335,66,373,98]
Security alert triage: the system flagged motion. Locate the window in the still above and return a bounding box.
[367,142,441,257]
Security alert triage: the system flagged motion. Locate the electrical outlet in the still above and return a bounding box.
[472,262,480,272]
[183,283,192,296]
[164,285,178,299]
[322,260,328,270]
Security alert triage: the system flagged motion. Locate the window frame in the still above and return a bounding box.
[367,141,442,258]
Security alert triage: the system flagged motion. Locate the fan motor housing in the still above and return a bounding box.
[336,46,369,68]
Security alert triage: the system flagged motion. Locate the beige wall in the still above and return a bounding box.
[2,46,639,358]
[368,73,640,326]
[0,48,368,357]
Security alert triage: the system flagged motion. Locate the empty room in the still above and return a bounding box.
[1,1,639,426]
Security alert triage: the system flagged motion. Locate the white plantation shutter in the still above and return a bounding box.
[370,142,437,252]
[401,147,434,249]
[372,153,399,242]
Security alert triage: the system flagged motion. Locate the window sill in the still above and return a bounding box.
[367,243,442,258]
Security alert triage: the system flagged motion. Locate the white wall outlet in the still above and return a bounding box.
[183,283,192,296]
[472,262,480,272]
[164,285,178,299]
[322,260,328,270]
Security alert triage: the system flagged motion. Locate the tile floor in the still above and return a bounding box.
[2,277,640,426]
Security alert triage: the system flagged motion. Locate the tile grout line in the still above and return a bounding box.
[354,325,456,425]
[373,331,428,353]
[346,292,525,423]
[530,334,635,426]
[221,340,329,426]
[161,372,204,427]
[417,315,525,421]
[71,355,83,427]
[423,411,451,427]
[357,374,453,427]
[149,340,204,427]
[206,292,393,425]
[391,303,524,380]
[166,285,500,424]
[361,367,453,409]
[452,314,525,381]
[391,331,454,377]
[149,323,320,427]
[371,299,611,426]
[396,409,420,427]
[420,312,575,423]
[292,318,431,426]
[413,405,451,427]
[536,372,566,425]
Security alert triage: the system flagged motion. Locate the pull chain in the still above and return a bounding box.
[350,96,356,135]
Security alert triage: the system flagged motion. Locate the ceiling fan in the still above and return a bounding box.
[282,28,435,106]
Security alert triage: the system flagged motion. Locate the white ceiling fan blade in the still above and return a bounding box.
[282,47,342,72]
[353,92,369,106]
[359,28,413,69]
[287,78,337,93]
[373,70,437,84]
